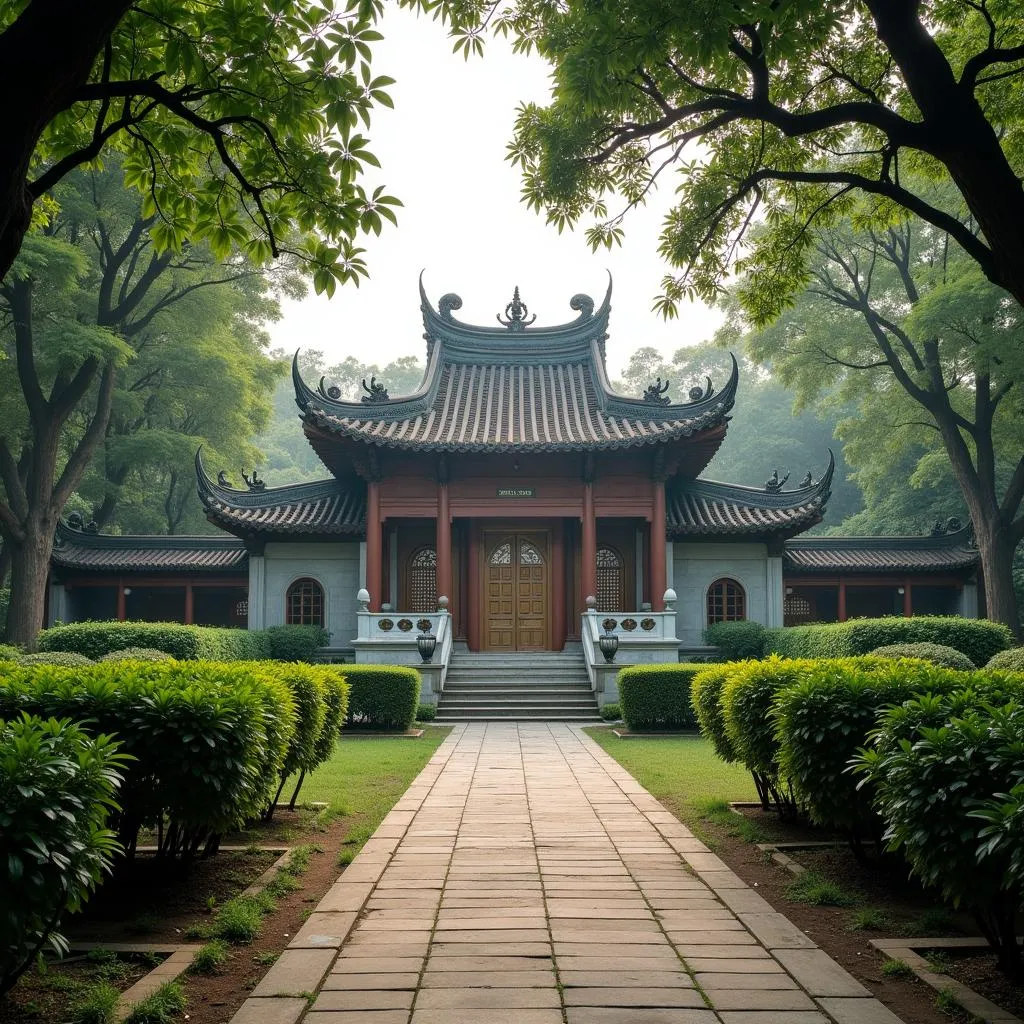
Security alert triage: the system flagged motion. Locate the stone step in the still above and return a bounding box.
[435,711,601,721]
[440,697,597,708]
[443,685,593,694]
[444,674,591,685]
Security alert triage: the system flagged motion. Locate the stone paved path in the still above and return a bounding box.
[232,723,905,1024]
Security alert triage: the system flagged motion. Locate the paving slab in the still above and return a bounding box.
[239,723,907,1024]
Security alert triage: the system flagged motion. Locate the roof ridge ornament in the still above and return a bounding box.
[361,376,390,403]
[765,469,790,493]
[642,378,671,405]
[318,376,342,401]
[497,286,537,331]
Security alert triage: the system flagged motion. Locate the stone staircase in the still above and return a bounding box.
[435,648,600,721]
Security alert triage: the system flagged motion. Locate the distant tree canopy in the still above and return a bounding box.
[410,0,1024,319]
[0,0,399,289]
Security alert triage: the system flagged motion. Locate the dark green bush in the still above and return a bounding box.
[855,695,1024,972]
[870,642,975,671]
[721,657,814,815]
[987,647,1024,671]
[703,621,765,660]
[99,648,174,663]
[17,651,94,667]
[0,661,295,861]
[417,703,437,722]
[345,665,419,729]
[690,664,742,763]
[0,714,126,997]
[265,625,330,662]
[37,621,271,661]
[773,659,967,844]
[763,616,1011,666]
[617,664,705,731]
[598,702,621,722]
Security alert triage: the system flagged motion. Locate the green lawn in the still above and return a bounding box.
[584,726,757,824]
[289,727,451,818]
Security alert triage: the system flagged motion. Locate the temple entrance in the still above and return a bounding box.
[482,530,550,650]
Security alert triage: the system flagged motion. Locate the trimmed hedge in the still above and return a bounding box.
[703,621,765,661]
[598,702,621,722]
[772,659,970,842]
[0,714,125,997]
[617,664,705,731]
[38,621,270,661]
[100,647,175,662]
[870,642,976,671]
[690,664,742,763]
[17,651,94,667]
[856,693,1024,971]
[988,647,1024,671]
[0,661,297,861]
[345,666,420,730]
[417,703,437,722]
[763,615,1011,666]
[265,625,331,662]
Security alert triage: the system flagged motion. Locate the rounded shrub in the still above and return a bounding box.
[855,695,1024,972]
[720,656,813,815]
[987,647,1024,671]
[617,665,705,731]
[870,642,975,671]
[599,702,621,722]
[18,651,94,667]
[690,664,742,763]
[265,625,330,662]
[0,714,126,997]
[345,666,420,730]
[773,659,966,843]
[417,703,437,722]
[36,621,271,661]
[100,647,174,663]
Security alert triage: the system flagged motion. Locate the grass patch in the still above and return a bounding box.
[899,907,959,938]
[925,951,954,975]
[583,728,758,826]
[692,796,767,843]
[190,939,230,975]
[881,958,915,980]
[786,870,859,907]
[212,895,271,944]
[122,981,186,1024]
[70,981,121,1024]
[849,907,889,931]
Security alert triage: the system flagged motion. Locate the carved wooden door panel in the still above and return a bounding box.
[483,532,550,650]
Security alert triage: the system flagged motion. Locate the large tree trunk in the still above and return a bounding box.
[974,516,1022,643]
[5,519,55,649]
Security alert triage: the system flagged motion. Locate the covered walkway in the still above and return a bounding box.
[232,723,903,1024]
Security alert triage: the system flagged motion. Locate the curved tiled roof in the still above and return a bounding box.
[667,455,834,538]
[52,522,246,572]
[292,280,739,453]
[783,528,978,572]
[196,451,365,538]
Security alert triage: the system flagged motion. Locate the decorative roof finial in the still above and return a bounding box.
[765,469,790,493]
[217,470,233,488]
[242,470,265,492]
[497,286,537,331]
[361,376,390,403]
[642,378,671,405]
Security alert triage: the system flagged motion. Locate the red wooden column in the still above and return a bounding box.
[903,579,913,617]
[838,580,847,621]
[366,480,383,612]
[581,481,597,603]
[436,481,451,605]
[467,523,480,650]
[116,579,126,621]
[184,584,194,625]
[552,520,566,649]
[651,478,667,611]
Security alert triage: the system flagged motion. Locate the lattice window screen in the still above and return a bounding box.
[519,540,544,565]
[286,577,324,627]
[408,547,437,613]
[489,541,512,565]
[707,578,746,625]
[595,546,624,613]
[784,593,813,626]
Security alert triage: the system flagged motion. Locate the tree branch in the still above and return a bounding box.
[52,363,117,511]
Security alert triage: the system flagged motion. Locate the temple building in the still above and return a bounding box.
[47,280,980,714]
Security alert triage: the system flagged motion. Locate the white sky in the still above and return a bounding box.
[267,5,722,379]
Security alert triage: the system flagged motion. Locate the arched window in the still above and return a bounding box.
[595,545,625,613]
[407,546,438,613]
[707,578,745,625]
[286,577,324,627]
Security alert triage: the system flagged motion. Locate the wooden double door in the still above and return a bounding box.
[482,530,550,650]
